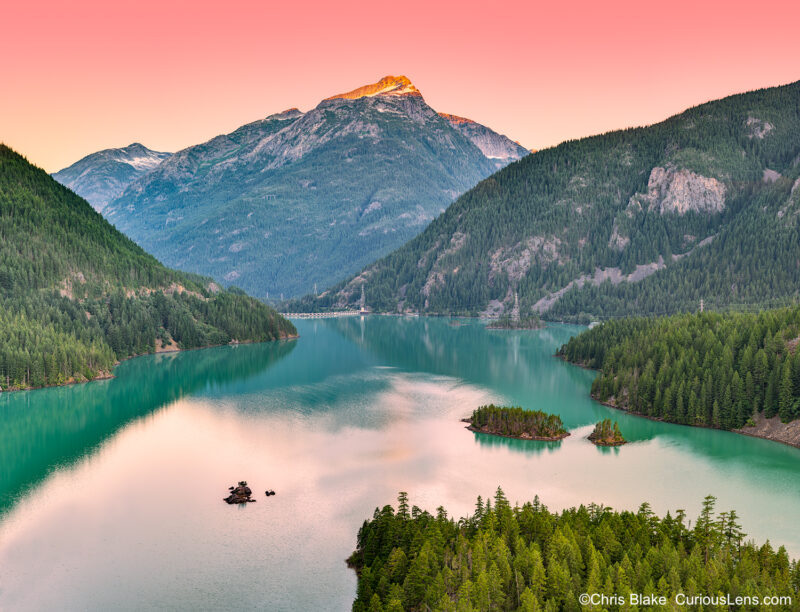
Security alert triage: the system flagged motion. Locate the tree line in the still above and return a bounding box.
[557,307,800,429]
[349,490,799,611]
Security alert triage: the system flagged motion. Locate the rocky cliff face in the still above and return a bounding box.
[100,76,527,298]
[52,143,171,212]
[629,165,726,215]
[439,113,529,168]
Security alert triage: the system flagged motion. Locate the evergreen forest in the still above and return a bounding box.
[0,145,295,390]
[557,307,800,428]
[349,491,799,611]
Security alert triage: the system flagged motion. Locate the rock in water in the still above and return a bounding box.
[224,481,256,504]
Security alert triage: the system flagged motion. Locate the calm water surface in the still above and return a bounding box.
[2,317,800,610]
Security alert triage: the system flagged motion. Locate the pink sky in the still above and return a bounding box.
[2,0,800,172]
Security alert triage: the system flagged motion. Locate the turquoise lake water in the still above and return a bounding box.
[1,317,799,610]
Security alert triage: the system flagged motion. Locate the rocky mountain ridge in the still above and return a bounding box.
[290,80,800,319]
[98,75,529,298]
[52,143,171,212]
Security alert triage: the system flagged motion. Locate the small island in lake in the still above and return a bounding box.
[463,404,569,441]
[588,419,627,446]
[224,481,256,504]
[486,314,544,330]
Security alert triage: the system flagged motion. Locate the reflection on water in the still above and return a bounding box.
[0,340,296,514]
[1,318,800,611]
[471,431,565,456]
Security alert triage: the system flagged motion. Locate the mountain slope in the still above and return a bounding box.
[294,80,800,318]
[101,76,528,298]
[0,144,295,391]
[52,143,171,212]
[438,112,529,169]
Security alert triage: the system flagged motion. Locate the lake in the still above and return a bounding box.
[2,317,800,610]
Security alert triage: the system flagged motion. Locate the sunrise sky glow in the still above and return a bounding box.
[3,0,800,171]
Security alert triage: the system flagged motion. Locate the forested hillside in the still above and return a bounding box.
[291,80,800,319]
[557,307,800,431]
[0,145,295,391]
[349,491,799,611]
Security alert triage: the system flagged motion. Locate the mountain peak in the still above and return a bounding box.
[325,75,421,101]
[438,112,476,125]
[271,108,304,120]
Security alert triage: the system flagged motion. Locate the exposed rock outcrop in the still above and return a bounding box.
[224,481,256,504]
[532,258,666,313]
[608,222,630,250]
[629,165,726,215]
[746,116,774,139]
[736,413,800,449]
[325,75,422,100]
[439,112,530,167]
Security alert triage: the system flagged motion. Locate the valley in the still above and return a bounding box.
[4,21,800,606]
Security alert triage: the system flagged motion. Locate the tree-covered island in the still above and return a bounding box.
[464,405,569,441]
[588,419,627,446]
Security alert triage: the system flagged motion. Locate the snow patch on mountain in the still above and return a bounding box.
[52,143,171,212]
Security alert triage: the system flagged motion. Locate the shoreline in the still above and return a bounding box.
[461,419,570,442]
[0,334,299,395]
[588,436,628,447]
[557,354,800,451]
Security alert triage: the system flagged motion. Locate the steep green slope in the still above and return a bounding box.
[0,145,295,390]
[293,80,800,318]
[102,77,526,299]
[558,306,800,432]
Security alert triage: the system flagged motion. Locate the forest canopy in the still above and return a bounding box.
[557,307,800,429]
[0,144,295,390]
[349,491,799,611]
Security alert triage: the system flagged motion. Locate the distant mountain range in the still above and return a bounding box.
[52,143,171,212]
[291,80,800,319]
[56,75,528,298]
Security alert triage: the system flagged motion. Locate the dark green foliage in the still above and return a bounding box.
[588,419,626,445]
[558,306,800,427]
[469,405,567,439]
[0,144,295,390]
[350,492,798,611]
[292,80,800,318]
